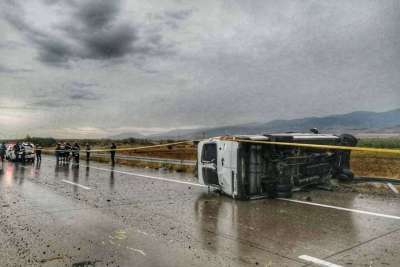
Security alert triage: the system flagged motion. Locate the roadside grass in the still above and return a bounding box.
[358,137,400,149]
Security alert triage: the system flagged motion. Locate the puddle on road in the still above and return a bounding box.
[191,191,394,258]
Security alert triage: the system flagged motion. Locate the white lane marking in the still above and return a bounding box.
[87,165,207,188]
[61,179,91,190]
[127,247,146,256]
[387,183,399,194]
[279,198,400,220]
[299,255,342,267]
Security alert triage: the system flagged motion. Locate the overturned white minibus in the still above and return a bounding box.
[197,132,357,199]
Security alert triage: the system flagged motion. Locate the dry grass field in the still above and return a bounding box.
[120,143,197,160]
[353,137,400,179]
[351,151,400,179]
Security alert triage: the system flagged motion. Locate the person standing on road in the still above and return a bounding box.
[0,143,6,162]
[55,143,61,163]
[14,143,20,161]
[35,144,42,162]
[65,142,72,162]
[85,143,91,161]
[20,145,26,163]
[110,143,116,165]
[72,143,80,164]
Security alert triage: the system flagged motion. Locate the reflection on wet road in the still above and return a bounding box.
[1,156,400,266]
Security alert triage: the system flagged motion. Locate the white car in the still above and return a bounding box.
[6,143,35,163]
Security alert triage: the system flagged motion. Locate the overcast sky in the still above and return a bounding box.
[0,0,399,138]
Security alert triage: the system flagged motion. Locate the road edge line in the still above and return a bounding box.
[299,255,342,267]
[278,198,400,220]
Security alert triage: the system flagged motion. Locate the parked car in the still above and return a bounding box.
[6,143,35,163]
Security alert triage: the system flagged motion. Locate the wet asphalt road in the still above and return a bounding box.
[1,156,400,266]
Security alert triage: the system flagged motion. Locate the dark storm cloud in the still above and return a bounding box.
[73,0,120,29]
[2,1,74,66]
[35,38,74,66]
[63,23,139,59]
[2,0,171,66]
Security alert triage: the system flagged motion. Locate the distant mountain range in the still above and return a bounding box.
[109,132,147,140]
[109,108,400,140]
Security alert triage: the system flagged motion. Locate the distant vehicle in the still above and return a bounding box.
[197,131,357,199]
[6,143,35,163]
